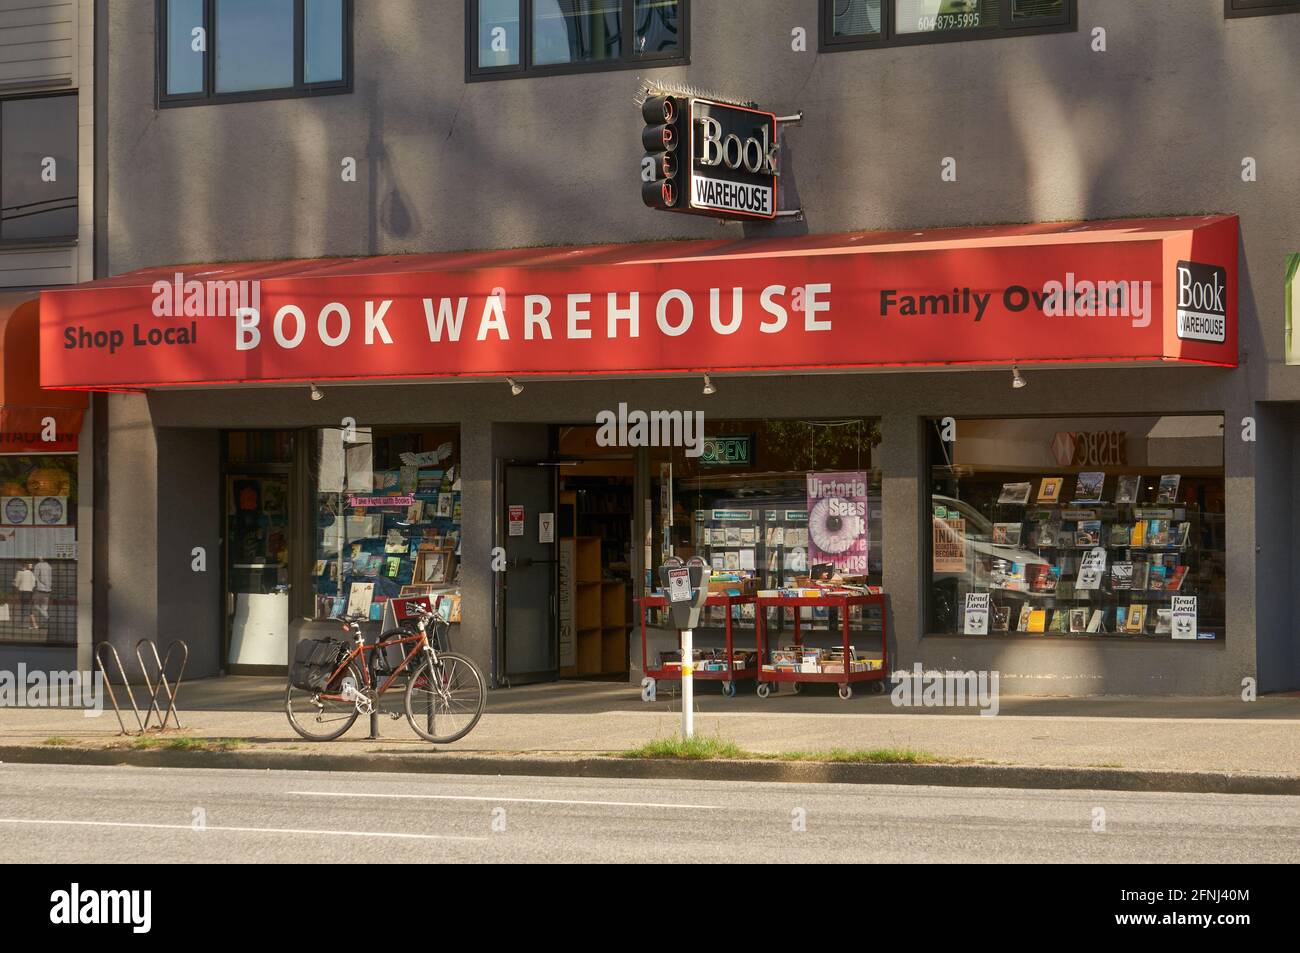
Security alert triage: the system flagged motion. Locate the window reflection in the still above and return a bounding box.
[1,96,77,240]
[304,0,345,84]
[214,0,295,93]
[634,0,679,55]
[532,0,622,66]
[166,0,205,93]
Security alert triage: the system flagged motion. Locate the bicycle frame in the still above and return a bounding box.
[317,620,439,702]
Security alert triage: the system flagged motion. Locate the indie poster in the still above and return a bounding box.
[805,471,869,575]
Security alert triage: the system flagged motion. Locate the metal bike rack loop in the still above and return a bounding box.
[93,639,189,736]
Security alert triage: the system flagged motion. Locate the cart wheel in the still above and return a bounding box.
[838,685,853,700]
[721,681,736,698]
[791,682,802,695]
[870,680,887,695]
[756,683,771,699]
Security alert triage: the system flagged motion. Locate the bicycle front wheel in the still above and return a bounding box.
[404,651,486,744]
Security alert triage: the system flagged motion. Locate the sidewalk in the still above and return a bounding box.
[3,678,1300,784]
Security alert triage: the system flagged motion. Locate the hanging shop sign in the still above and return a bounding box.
[699,434,752,467]
[641,93,779,221]
[38,216,1238,390]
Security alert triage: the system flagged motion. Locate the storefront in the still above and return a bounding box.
[39,214,1262,694]
[0,294,89,673]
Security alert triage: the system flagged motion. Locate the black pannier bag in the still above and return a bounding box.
[290,638,348,692]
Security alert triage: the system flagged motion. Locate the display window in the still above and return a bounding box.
[926,416,1226,640]
[0,454,77,645]
[309,425,462,625]
[646,418,883,656]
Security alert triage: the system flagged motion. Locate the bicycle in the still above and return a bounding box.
[285,599,486,744]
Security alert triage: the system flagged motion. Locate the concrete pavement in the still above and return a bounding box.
[2,679,1299,791]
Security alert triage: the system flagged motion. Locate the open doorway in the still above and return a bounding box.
[556,427,633,679]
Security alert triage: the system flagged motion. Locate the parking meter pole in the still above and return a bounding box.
[659,554,707,743]
[681,627,694,739]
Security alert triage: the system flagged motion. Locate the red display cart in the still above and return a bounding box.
[755,592,890,700]
[637,593,758,698]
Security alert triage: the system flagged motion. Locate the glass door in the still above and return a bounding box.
[225,473,291,668]
[498,462,559,684]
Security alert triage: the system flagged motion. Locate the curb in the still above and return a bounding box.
[2,745,1297,796]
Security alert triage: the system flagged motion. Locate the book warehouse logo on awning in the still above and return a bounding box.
[1175,260,1227,343]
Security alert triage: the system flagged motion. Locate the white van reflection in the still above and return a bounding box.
[932,494,1050,585]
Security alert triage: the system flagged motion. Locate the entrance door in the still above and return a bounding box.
[498,462,558,685]
[225,473,291,669]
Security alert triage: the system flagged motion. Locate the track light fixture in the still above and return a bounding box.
[702,373,717,396]
[507,377,524,397]
[1011,365,1027,390]
[309,383,324,401]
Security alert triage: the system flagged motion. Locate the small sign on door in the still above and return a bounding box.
[508,505,525,537]
[539,512,554,543]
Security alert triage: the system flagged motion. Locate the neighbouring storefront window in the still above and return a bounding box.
[310,425,462,625]
[927,416,1226,640]
[0,455,77,645]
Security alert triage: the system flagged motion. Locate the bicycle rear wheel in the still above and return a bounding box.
[285,663,363,741]
[404,651,486,744]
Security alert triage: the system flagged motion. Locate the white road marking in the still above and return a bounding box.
[0,817,485,841]
[289,790,726,810]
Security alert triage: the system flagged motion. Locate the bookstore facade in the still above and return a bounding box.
[40,213,1263,694]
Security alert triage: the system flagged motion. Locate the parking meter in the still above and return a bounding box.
[657,556,710,738]
[659,555,710,630]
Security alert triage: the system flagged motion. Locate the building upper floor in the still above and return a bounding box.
[87,0,1300,385]
[0,0,94,290]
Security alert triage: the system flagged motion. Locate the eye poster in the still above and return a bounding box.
[806,471,869,575]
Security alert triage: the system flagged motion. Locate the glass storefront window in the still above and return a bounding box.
[0,455,77,645]
[894,0,998,35]
[646,418,883,648]
[652,418,883,586]
[926,416,1226,640]
[310,425,461,624]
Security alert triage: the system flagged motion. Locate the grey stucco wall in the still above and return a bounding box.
[89,0,1300,692]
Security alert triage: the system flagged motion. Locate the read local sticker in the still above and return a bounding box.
[963,592,990,635]
[1171,595,1198,640]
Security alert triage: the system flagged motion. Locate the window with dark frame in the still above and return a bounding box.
[1226,0,1300,17]
[469,0,688,80]
[0,94,77,243]
[821,0,1073,51]
[158,0,351,106]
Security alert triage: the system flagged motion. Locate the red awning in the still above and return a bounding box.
[0,294,86,450]
[39,215,1238,391]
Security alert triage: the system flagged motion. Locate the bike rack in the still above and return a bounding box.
[93,639,189,736]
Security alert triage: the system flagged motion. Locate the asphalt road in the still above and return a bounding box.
[1,763,1297,863]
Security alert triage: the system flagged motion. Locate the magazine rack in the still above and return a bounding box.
[637,593,757,697]
[755,592,889,700]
